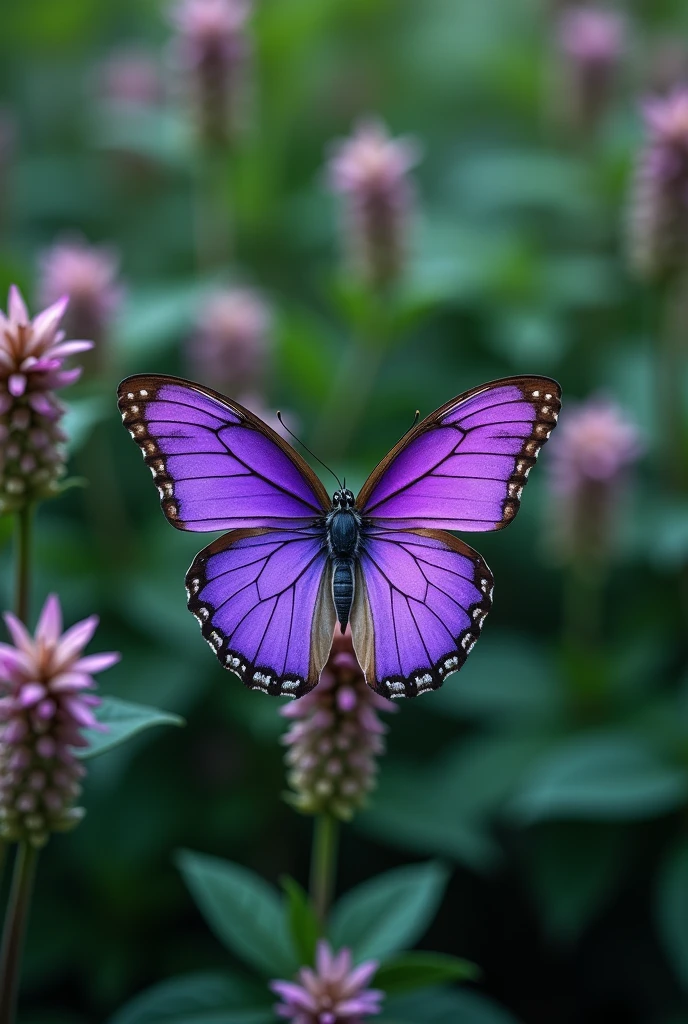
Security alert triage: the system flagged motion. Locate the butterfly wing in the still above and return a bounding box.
[118,374,330,530]
[356,376,561,531]
[187,527,335,697]
[350,528,493,698]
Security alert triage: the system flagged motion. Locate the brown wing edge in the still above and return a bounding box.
[356,375,562,530]
[117,373,331,529]
[186,527,334,699]
[350,529,494,699]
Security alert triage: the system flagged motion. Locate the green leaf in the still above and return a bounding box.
[176,850,297,977]
[510,733,688,822]
[375,952,479,995]
[79,697,184,759]
[281,876,319,965]
[526,823,629,941]
[657,834,688,992]
[329,862,449,961]
[108,970,272,1024]
[382,986,522,1024]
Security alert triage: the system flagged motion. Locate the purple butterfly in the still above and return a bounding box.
[118,374,561,699]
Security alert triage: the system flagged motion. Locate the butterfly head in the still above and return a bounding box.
[332,488,356,510]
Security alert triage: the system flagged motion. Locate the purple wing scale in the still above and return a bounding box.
[118,374,329,530]
[186,528,335,697]
[357,377,561,531]
[351,528,493,698]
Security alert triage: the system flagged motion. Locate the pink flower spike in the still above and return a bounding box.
[8,373,26,397]
[8,285,29,324]
[271,940,383,1022]
[36,593,63,647]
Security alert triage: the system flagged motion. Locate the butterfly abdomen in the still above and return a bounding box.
[332,559,355,633]
[327,507,361,632]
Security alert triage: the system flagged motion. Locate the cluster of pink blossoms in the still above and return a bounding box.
[280,631,396,821]
[271,940,383,1024]
[0,595,118,847]
[0,286,91,512]
[328,120,420,290]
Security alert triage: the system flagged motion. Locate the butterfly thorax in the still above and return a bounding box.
[326,489,361,633]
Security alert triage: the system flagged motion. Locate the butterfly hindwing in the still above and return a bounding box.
[350,528,493,698]
[186,528,335,698]
[118,374,329,531]
[357,376,561,531]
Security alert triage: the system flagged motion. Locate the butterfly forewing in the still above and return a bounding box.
[118,374,330,530]
[350,529,493,698]
[356,376,561,531]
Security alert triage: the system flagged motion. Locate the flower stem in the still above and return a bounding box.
[658,275,688,493]
[310,814,339,925]
[14,506,32,624]
[0,842,38,1024]
[194,144,232,272]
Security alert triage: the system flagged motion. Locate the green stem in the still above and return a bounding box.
[315,296,391,460]
[310,815,339,925]
[658,276,688,493]
[194,144,232,273]
[14,506,32,625]
[0,843,38,1024]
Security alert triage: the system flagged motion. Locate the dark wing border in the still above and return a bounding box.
[117,373,331,527]
[356,375,561,530]
[186,527,335,699]
[351,528,494,699]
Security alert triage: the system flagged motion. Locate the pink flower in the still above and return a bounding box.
[629,87,688,280]
[0,286,93,511]
[38,237,123,354]
[170,0,252,145]
[547,397,642,562]
[555,7,626,136]
[0,594,119,847]
[280,631,396,821]
[270,940,383,1024]
[97,48,162,107]
[188,287,271,397]
[327,120,420,289]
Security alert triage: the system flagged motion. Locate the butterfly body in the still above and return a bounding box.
[118,373,561,700]
[326,489,362,632]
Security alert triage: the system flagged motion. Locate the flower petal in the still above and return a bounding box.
[36,594,63,647]
[52,615,99,670]
[49,340,94,359]
[3,612,34,654]
[73,651,120,674]
[27,295,69,353]
[8,285,29,324]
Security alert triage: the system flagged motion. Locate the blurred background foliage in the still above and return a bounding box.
[1,0,688,1021]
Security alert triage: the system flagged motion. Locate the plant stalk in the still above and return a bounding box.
[0,843,38,1024]
[14,507,32,625]
[310,814,339,925]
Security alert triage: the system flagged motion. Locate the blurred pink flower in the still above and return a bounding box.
[556,7,626,135]
[328,119,420,289]
[0,286,92,511]
[97,48,163,107]
[189,287,271,396]
[170,0,252,145]
[629,87,688,280]
[548,397,642,562]
[39,237,123,353]
[280,630,396,821]
[0,594,119,847]
[270,939,383,1023]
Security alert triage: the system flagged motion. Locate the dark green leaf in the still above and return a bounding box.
[281,876,319,965]
[108,971,272,1024]
[329,862,449,961]
[510,733,688,822]
[657,834,688,992]
[382,986,522,1024]
[176,850,297,976]
[79,697,184,759]
[375,952,479,995]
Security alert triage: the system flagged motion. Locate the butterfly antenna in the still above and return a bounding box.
[277,412,343,490]
[395,409,420,446]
